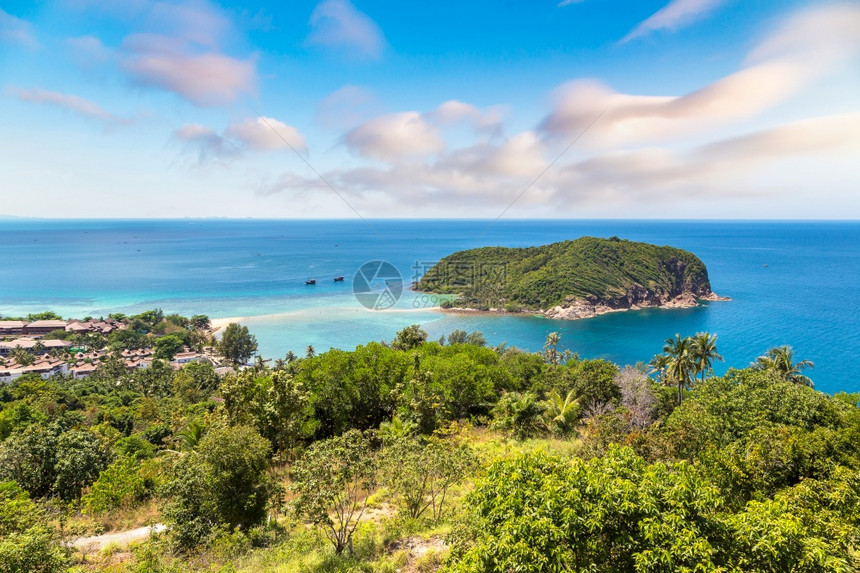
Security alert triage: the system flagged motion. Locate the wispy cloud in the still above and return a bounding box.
[174,117,306,163]
[316,85,378,129]
[225,117,307,152]
[66,36,113,70]
[174,123,236,162]
[342,112,444,161]
[263,111,860,216]
[121,34,257,106]
[7,87,132,128]
[0,8,37,48]
[263,5,860,216]
[71,0,258,106]
[427,100,507,139]
[544,4,860,147]
[307,0,385,60]
[622,0,726,42]
[120,1,257,105]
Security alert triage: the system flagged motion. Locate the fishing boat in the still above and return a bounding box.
[333,276,345,282]
[305,279,316,285]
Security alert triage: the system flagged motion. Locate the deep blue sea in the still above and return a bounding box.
[1,219,858,393]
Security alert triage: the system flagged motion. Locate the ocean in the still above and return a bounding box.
[1,219,858,394]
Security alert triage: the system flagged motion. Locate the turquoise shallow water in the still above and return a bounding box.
[1,219,858,393]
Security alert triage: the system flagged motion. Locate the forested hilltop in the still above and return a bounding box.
[417,236,727,319]
[1,313,858,572]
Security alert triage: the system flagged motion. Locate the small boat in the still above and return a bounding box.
[305,279,316,285]
[333,276,345,282]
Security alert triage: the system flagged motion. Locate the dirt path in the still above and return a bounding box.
[73,524,166,552]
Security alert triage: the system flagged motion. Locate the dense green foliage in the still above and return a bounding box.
[417,236,713,309]
[0,481,67,572]
[0,314,857,572]
[162,424,276,551]
[450,445,859,572]
[219,322,258,365]
[448,367,860,572]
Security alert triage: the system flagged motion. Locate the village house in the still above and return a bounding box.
[23,319,68,336]
[0,338,72,356]
[0,321,26,336]
[66,347,155,379]
[0,355,68,383]
[172,351,204,365]
[65,320,118,335]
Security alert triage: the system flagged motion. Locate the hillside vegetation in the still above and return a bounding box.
[0,314,857,572]
[417,236,716,311]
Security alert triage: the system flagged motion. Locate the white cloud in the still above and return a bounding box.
[436,131,545,178]
[225,117,307,152]
[316,85,378,129]
[543,4,860,147]
[81,0,260,106]
[174,123,235,162]
[622,0,726,42]
[7,87,131,127]
[0,8,37,48]
[67,36,113,70]
[542,113,860,208]
[307,0,385,59]
[174,117,307,163]
[746,3,860,68]
[343,112,445,161]
[121,33,257,107]
[426,100,507,138]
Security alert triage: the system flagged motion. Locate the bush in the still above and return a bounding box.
[381,428,477,521]
[0,481,67,572]
[0,425,59,498]
[490,392,544,439]
[54,429,112,501]
[162,425,274,551]
[291,430,377,555]
[84,456,147,513]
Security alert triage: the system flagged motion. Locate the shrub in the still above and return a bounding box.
[162,425,274,551]
[491,392,544,439]
[291,430,377,555]
[84,456,147,513]
[0,481,67,572]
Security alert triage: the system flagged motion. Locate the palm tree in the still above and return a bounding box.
[544,332,561,365]
[176,420,207,450]
[378,416,417,445]
[649,353,670,382]
[691,332,723,382]
[543,390,579,435]
[663,334,696,405]
[752,346,815,387]
[306,345,315,359]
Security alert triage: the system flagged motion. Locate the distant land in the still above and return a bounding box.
[418,236,728,320]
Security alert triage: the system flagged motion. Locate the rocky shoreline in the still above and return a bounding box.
[440,291,730,321]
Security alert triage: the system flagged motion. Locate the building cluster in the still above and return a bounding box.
[64,348,156,380]
[0,318,121,337]
[0,317,213,383]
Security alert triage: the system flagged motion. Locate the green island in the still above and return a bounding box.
[0,311,858,572]
[417,236,728,318]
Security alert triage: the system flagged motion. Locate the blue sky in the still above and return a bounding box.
[1,0,858,218]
